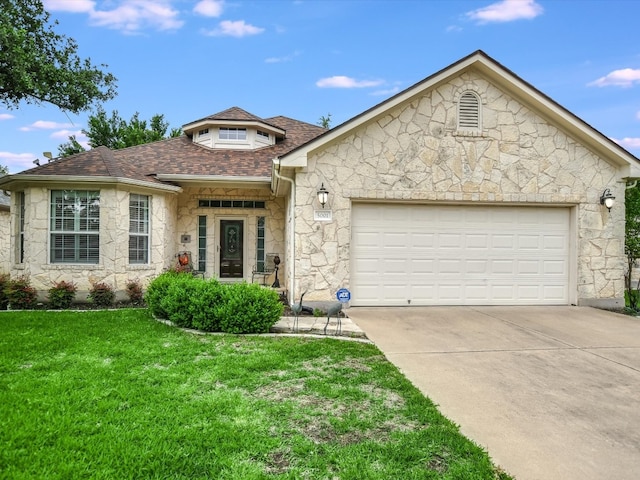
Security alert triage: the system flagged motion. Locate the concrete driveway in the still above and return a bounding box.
[347,306,640,480]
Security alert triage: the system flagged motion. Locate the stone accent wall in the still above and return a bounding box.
[0,209,9,274]
[12,186,178,301]
[13,185,287,301]
[293,71,624,307]
[172,186,285,284]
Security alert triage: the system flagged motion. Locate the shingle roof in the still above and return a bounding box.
[18,109,327,185]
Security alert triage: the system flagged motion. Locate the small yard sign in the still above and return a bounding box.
[336,288,351,303]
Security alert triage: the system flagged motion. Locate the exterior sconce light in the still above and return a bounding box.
[317,183,329,209]
[600,188,615,212]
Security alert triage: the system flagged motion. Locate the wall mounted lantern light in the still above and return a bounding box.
[317,183,329,209]
[600,188,615,212]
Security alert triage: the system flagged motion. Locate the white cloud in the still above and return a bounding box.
[50,129,84,140]
[203,20,264,37]
[46,0,183,33]
[19,120,75,132]
[43,0,95,13]
[316,76,384,88]
[371,87,400,97]
[0,152,38,173]
[613,137,640,150]
[0,113,15,121]
[588,68,640,88]
[90,1,184,33]
[467,0,543,24]
[193,0,223,17]
[265,51,301,64]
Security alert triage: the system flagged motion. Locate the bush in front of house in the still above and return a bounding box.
[159,273,204,328]
[144,270,184,319]
[144,270,186,318]
[4,275,38,310]
[125,278,144,306]
[88,282,115,308]
[0,273,9,310]
[188,279,225,332]
[145,273,283,334]
[48,280,77,309]
[216,282,284,334]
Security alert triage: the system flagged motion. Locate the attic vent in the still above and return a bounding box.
[458,92,480,130]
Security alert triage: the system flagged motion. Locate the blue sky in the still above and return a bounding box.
[2,0,640,173]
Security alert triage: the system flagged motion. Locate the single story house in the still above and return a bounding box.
[1,50,639,308]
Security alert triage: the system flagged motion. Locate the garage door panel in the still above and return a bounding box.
[352,204,570,306]
[466,234,489,249]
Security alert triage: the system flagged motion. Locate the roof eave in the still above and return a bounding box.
[182,119,286,137]
[0,174,183,192]
[155,174,272,188]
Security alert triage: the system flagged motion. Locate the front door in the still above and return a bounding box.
[219,220,244,278]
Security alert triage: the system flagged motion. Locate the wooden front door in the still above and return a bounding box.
[219,220,244,278]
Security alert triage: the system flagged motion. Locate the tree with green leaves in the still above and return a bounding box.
[317,113,332,129]
[0,0,117,113]
[58,108,182,157]
[625,182,640,310]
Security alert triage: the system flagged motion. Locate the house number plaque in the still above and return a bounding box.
[314,210,332,222]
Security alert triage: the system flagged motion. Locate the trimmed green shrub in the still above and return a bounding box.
[0,273,9,310]
[126,278,144,306]
[159,274,203,328]
[88,282,115,308]
[146,274,283,334]
[48,280,77,309]
[4,275,38,310]
[145,271,184,318]
[217,282,284,334]
[188,279,224,332]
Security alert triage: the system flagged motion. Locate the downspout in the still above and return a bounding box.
[272,158,296,300]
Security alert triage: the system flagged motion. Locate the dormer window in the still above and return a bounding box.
[219,127,247,140]
[198,128,209,136]
[257,130,269,140]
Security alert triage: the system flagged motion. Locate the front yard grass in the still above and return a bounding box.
[0,309,511,479]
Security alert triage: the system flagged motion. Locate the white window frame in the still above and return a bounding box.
[129,194,150,264]
[50,190,100,264]
[219,127,247,141]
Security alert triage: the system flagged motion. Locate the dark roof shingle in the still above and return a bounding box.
[19,109,326,185]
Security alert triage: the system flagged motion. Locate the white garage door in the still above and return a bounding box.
[351,204,570,306]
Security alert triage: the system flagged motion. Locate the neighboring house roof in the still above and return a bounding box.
[0,190,9,211]
[278,50,640,178]
[0,110,326,192]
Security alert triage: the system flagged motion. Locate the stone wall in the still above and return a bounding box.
[176,186,286,284]
[13,184,287,301]
[293,71,624,307]
[0,208,9,274]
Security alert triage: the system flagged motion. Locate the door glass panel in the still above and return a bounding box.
[220,220,243,278]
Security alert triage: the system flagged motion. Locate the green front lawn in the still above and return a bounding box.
[0,309,510,479]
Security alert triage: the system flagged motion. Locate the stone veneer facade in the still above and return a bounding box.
[0,209,9,274]
[9,185,285,301]
[292,71,625,307]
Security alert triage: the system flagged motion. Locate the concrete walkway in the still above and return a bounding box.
[272,314,366,339]
[346,306,640,480]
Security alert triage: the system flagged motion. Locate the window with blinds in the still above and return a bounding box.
[458,92,480,130]
[50,190,100,264]
[129,194,149,264]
